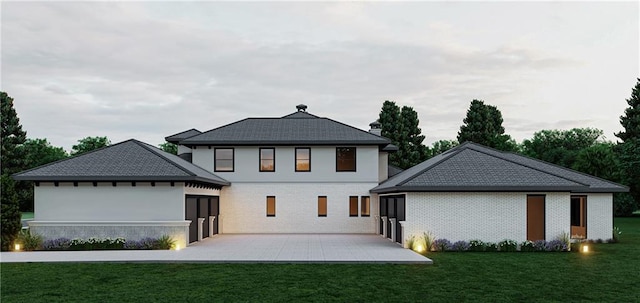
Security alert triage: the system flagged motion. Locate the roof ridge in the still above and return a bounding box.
[133,140,196,177]
[281,111,320,118]
[320,116,391,142]
[165,128,201,140]
[11,139,137,178]
[395,148,463,187]
[181,118,250,143]
[464,143,592,187]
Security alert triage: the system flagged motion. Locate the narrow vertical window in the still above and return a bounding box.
[214,148,234,172]
[361,196,370,217]
[266,196,276,217]
[336,147,356,171]
[318,196,327,217]
[295,148,311,172]
[349,196,358,217]
[260,148,275,172]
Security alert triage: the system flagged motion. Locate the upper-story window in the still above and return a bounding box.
[295,148,311,172]
[214,148,234,172]
[336,147,356,172]
[260,148,275,172]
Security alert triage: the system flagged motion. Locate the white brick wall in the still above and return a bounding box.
[403,192,584,243]
[220,183,379,233]
[585,193,613,240]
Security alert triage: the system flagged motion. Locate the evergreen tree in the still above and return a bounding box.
[1,175,22,251]
[615,79,640,214]
[1,92,27,176]
[378,101,427,169]
[457,99,516,151]
[427,140,459,159]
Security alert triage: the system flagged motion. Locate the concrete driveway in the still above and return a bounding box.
[0,234,432,264]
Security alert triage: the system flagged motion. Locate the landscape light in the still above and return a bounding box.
[14,243,21,251]
[581,244,589,253]
[413,244,425,253]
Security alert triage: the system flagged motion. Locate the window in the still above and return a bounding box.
[349,196,358,217]
[214,148,234,172]
[318,196,327,217]
[336,147,356,171]
[570,196,587,238]
[260,148,275,172]
[361,196,370,217]
[266,196,276,217]
[295,148,311,172]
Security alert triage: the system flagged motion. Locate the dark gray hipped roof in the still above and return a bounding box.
[13,139,230,187]
[165,128,202,144]
[179,110,391,146]
[372,142,628,194]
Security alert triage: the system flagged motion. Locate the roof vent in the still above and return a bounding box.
[296,104,308,112]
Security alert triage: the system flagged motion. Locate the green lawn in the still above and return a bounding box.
[2,218,639,302]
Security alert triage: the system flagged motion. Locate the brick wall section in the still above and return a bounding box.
[586,193,613,240]
[220,183,379,233]
[402,192,595,243]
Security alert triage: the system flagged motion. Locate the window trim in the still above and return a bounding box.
[214,148,234,172]
[266,196,276,217]
[349,196,358,217]
[336,147,357,172]
[318,196,327,217]
[361,196,370,217]
[295,147,311,172]
[259,147,276,172]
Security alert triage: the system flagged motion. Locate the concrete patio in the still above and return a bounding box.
[0,234,432,264]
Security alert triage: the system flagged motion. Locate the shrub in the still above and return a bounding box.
[451,240,469,252]
[124,237,156,250]
[556,231,571,249]
[405,235,416,249]
[422,231,435,252]
[468,240,485,252]
[433,239,452,252]
[498,239,518,252]
[155,235,175,250]
[520,241,536,252]
[485,242,498,252]
[533,240,547,252]
[43,238,71,250]
[595,239,604,244]
[545,239,567,252]
[16,229,43,251]
[612,227,622,243]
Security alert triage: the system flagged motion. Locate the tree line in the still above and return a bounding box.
[379,79,640,216]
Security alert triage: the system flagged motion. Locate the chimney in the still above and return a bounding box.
[369,120,382,136]
[296,104,308,112]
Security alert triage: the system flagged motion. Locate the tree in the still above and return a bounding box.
[522,128,603,168]
[21,138,68,168]
[426,140,459,159]
[71,136,111,156]
[457,99,516,151]
[378,101,428,169]
[615,79,640,215]
[572,142,619,181]
[159,142,178,155]
[1,175,22,251]
[1,92,27,176]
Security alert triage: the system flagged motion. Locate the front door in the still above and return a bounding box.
[527,195,545,241]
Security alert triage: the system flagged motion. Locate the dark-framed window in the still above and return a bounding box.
[318,196,327,217]
[260,148,275,172]
[214,148,234,172]
[295,147,311,172]
[266,196,276,217]
[361,196,370,217]
[349,196,358,217]
[336,147,356,172]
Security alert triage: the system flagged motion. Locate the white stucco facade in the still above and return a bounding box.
[29,182,221,248]
[399,192,612,244]
[220,183,379,233]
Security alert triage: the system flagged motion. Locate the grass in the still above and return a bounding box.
[2,218,639,302]
[20,212,34,220]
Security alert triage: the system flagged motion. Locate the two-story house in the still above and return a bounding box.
[14,105,627,249]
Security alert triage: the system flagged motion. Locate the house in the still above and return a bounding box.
[371,142,628,244]
[13,105,628,249]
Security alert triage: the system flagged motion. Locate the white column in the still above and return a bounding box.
[197,218,205,241]
[381,216,388,238]
[209,216,216,237]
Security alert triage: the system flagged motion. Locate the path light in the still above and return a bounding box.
[173,243,181,251]
[413,244,425,254]
[14,243,21,251]
[581,244,589,253]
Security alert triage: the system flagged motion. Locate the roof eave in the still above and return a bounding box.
[181,140,390,146]
[370,185,608,194]
[13,175,229,187]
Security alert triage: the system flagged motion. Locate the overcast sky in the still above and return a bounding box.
[2,1,638,151]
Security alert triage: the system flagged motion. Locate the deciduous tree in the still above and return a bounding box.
[159,142,178,155]
[522,128,603,168]
[71,136,111,156]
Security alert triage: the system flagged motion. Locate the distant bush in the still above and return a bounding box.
[468,240,485,252]
[498,239,518,252]
[451,240,469,252]
[433,239,452,252]
[520,241,536,252]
